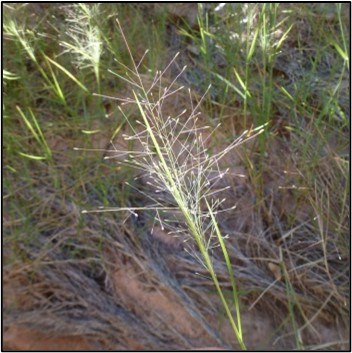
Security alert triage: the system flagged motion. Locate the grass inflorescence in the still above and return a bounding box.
[3,3,349,350]
[86,20,269,348]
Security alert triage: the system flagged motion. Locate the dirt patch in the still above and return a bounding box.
[111,263,205,340]
[4,326,95,351]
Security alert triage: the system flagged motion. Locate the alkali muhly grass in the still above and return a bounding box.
[80,19,268,350]
[3,4,349,349]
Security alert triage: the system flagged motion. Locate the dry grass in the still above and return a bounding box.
[3,3,349,350]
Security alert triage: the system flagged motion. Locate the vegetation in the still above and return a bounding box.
[3,3,349,350]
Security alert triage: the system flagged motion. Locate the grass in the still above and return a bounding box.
[87,20,268,348]
[3,3,350,350]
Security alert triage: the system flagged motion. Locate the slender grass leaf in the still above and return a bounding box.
[44,54,89,92]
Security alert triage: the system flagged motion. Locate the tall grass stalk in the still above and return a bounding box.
[243,4,259,129]
[82,19,268,350]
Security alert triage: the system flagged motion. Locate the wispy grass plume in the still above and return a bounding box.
[61,4,103,92]
[83,19,267,350]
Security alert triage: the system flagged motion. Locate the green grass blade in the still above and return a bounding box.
[212,72,246,100]
[18,151,46,160]
[247,25,259,61]
[275,23,293,50]
[16,106,41,145]
[16,106,52,160]
[81,129,101,134]
[331,39,349,63]
[28,108,52,159]
[44,54,89,92]
[201,244,246,350]
[44,56,66,105]
[234,68,252,98]
[206,199,244,339]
